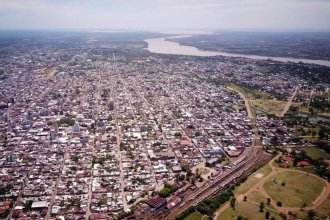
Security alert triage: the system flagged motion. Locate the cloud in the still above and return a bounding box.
[0,0,329,31]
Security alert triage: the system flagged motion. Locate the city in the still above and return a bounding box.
[0,1,330,220]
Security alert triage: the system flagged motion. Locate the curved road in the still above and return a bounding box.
[214,154,330,219]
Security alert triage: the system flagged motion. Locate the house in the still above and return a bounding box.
[172,165,182,173]
[146,196,166,209]
[297,161,310,167]
[166,196,181,209]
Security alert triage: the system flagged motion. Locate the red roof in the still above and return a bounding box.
[166,197,182,209]
[297,161,310,167]
[146,196,166,209]
[180,140,190,146]
[284,156,294,162]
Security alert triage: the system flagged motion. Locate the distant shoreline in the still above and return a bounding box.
[145,35,330,67]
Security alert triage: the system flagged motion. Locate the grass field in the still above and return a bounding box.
[248,191,270,205]
[303,146,330,160]
[235,164,272,195]
[230,85,272,100]
[263,171,324,207]
[184,211,208,220]
[294,166,317,174]
[218,201,283,220]
[292,194,330,220]
[252,99,286,116]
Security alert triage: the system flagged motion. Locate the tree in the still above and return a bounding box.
[191,177,196,185]
[307,210,316,220]
[319,129,325,139]
[230,197,236,210]
[281,182,286,187]
[181,164,190,173]
[265,211,270,219]
[267,197,271,205]
[302,202,307,208]
[259,202,265,212]
[243,196,247,202]
[277,201,282,207]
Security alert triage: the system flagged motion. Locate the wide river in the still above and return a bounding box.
[145,35,330,67]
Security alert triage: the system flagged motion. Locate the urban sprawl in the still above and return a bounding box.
[0,37,329,220]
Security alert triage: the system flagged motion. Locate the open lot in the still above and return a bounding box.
[263,171,325,207]
[252,99,287,116]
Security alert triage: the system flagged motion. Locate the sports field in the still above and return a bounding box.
[263,171,324,207]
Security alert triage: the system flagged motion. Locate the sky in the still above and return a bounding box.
[0,0,330,32]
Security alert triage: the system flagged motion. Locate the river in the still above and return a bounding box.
[145,35,330,67]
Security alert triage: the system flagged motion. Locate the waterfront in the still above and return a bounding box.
[145,35,330,67]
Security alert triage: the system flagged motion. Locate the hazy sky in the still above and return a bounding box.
[0,0,330,31]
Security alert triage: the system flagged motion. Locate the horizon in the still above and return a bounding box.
[1,28,330,35]
[1,0,330,32]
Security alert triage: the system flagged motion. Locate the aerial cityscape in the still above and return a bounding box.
[0,1,329,220]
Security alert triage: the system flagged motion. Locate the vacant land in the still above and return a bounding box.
[40,66,57,79]
[230,85,272,101]
[263,171,324,207]
[252,99,286,116]
[184,211,208,220]
[197,168,210,175]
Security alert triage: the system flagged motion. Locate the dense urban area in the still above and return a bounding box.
[0,32,329,220]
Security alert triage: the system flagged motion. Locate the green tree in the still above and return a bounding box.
[265,211,270,219]
[259,202,265,212]
[230,197,236,210]
[307,210,316,220]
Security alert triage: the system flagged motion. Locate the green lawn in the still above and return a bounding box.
[294,166,317,174]
[218,201,283,220]
[248,191,270,205]
[288,194,330,220]
[263,171,324,207]
[235,164,272,195]
[184,211,208,220]
[303,146,330,160]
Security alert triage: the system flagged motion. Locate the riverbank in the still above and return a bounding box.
[145,35,330,67]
